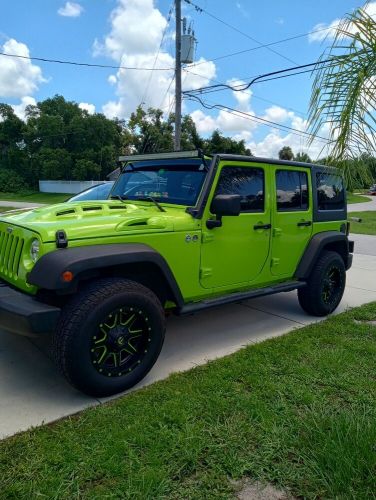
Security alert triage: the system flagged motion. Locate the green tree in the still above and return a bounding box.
[308,3,376,185]
[128,107,174,153]
[36,148,72,180]
[295,152,312,163]
[278,146,294,160]
[72,159,101,180]
[205,130,252,155]
[24,95,123,182]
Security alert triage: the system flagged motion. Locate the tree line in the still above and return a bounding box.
[0,95,374,193]
[0,95,251,192]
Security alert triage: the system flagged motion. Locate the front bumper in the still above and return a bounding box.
[0,282,60,336]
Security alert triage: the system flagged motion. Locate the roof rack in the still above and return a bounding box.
[118,150,206,162]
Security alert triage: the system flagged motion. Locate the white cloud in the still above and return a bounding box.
[183,60,217,91]
[108,75,117,85]
[98,0,217,119]
[190,94,332,161]
[190,110,217,135]
[58,2,84,18]
[79,102,96,115]
[190,81,256,136]
[0,39,45,98]
[275,17,284,25]
[309,1,376,42]
[248,130,330,160]
[94,0,167,60]
[262,105,294,123]
[11,96,36,121]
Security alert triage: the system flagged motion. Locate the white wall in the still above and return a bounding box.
[39,180,104,194]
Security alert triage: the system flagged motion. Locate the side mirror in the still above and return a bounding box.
[207,194,241,229]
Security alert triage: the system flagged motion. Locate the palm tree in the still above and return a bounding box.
[308,2,376,184]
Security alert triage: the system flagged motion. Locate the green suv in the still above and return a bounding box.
[0,151,353,396]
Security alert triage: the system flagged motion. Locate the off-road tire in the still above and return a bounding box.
[52,278,165,397]
[298,250,346,317]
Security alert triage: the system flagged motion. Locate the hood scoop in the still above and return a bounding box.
[82,206,102,212]
[56,208,76,217]
[117,216,167,231]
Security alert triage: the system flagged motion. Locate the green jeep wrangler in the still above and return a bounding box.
[0,151,353,397]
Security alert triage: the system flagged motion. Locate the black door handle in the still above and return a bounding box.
[297,221,312,227]
[253,223,272,230]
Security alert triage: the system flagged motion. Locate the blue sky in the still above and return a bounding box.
[0,0,371,158]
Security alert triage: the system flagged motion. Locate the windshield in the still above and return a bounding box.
[110,159,207,206]
[69,183,114,202]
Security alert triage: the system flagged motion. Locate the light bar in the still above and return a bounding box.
[118,150,201,162]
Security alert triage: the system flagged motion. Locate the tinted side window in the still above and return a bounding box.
[215,166,264,212]
[316,173,345,210]
[276,170,309,211]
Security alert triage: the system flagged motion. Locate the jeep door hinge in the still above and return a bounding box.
[202,232,214,243]
[200,267,213,279]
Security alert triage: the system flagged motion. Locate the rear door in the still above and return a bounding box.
[271,166,313,277]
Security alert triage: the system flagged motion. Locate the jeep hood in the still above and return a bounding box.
[0,201,198,242]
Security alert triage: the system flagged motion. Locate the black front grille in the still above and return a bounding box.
[0,229,24,279]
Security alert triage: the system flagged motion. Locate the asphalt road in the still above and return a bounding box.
[0,241,375,439]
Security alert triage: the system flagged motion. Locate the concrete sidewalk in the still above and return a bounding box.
[348,196,376,212]
[0,247,375,439]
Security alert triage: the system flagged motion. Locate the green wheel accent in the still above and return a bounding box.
[90,306,150,378]
[321,265,342,306]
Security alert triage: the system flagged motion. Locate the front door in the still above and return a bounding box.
[200,163,271,289]
[271,166,313,277]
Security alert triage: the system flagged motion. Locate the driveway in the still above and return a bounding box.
[348,196,376,212]
[0,236,375,439]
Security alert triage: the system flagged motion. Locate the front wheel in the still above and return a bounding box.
[298,250,346,317]
[53,278,165,397]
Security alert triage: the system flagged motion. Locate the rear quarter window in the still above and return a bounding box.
[316,172,345,210]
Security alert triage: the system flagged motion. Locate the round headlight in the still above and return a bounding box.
[30,239,40,262]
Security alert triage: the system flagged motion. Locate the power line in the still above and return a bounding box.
[182,68,307,117]
[187,23,341,69]
[185,94,331,144]
[183,0,298,65]
[184,59,336,96]
[0,52,174,71]
[159,74,176,110]
[141,2,174,106]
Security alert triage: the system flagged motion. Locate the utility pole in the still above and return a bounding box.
[174,0,182,151]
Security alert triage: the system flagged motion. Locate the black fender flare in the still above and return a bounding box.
[28,243,184,306]
[295,231,352,279]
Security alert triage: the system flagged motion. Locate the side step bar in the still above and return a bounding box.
[178,281,306,315]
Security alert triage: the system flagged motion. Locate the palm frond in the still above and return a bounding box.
[308,3,376,168]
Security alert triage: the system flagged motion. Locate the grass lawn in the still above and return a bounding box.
[0,206,19,213]
[0,192,70,204]
[349,211,376,235]
[347,192,371,204]
[0,303,375,498]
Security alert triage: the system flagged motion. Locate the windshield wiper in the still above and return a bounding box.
[135,196,166,212]
[110,195,127,203]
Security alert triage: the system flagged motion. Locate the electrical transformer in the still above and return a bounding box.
[181,18,196,64]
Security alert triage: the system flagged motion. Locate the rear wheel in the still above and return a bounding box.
[53,278,165,397]
[298,250,346,317]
